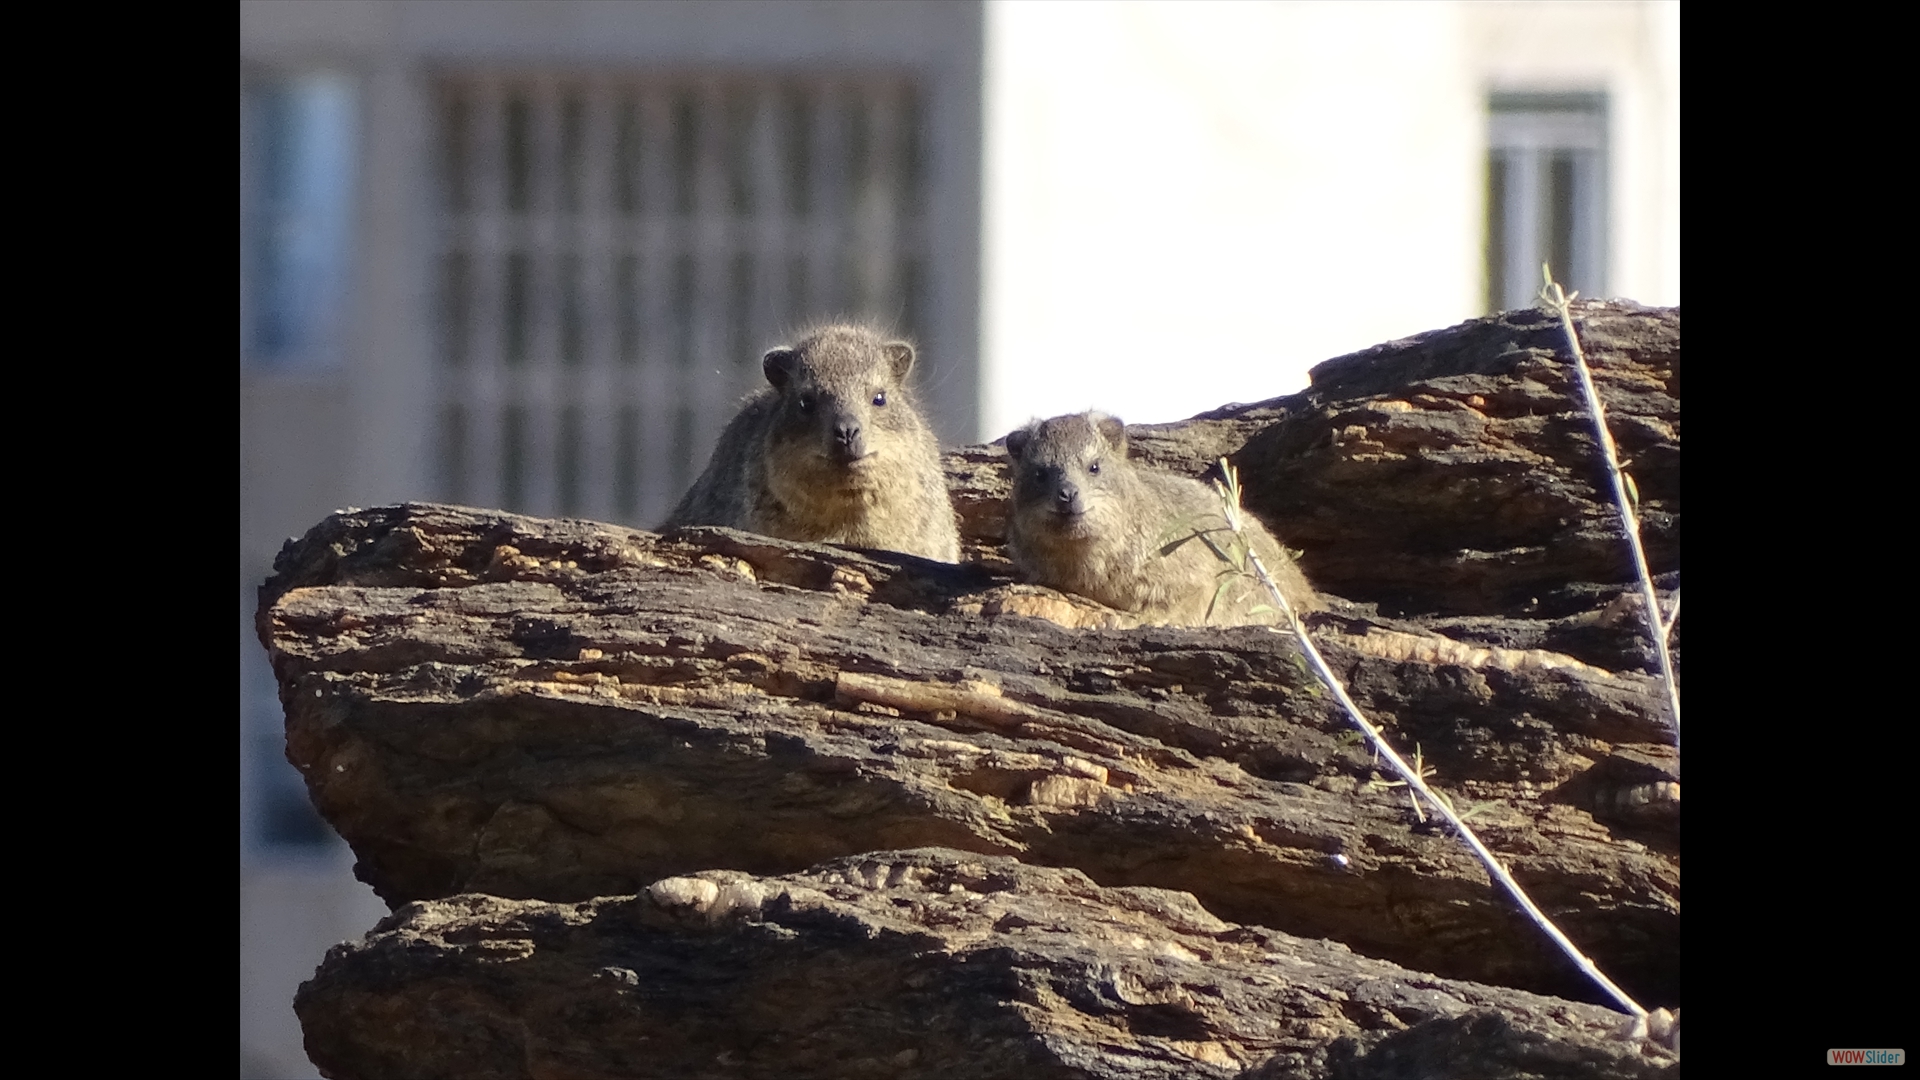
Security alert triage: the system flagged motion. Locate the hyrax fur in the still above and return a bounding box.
[661,324,962,563]
[1003,412,1320,626]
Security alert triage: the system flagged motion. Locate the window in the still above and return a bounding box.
[432,75,929,526]
[239,70,358,859]
[240,71,360,370]
[1486,92,1606,313]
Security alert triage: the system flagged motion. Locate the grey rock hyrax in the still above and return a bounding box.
[662,324,961,563]
[1003,411,1319,625]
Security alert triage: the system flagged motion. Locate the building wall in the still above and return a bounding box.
[1466,0,1680,313]
[979,0,1679,436]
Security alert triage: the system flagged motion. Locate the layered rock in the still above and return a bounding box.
[261,301,1680,1077]
[299,850,1677,1080]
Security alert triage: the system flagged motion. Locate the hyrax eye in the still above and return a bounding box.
[1087,460,1102,475]
[797,395,815,413]
[871,391,888,407]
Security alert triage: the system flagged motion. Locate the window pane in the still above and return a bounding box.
[615,405,640,518]
[673,94,699,215]
[430,74,932,525]
[1485,153,1508,313]
[439,403,469,504]
[557,405,582,515]
[616,254,641,364]
[440,252,471,366]
[501,404,527,511]
[505,252,532,365]
[616,96,642,216]
[1547,151,1577,293]
[242,72,358,369]
[506,96,534,213]
[1487,93,1606,312]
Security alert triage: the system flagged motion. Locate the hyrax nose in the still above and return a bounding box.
[833,418,866,457]
[1054,481,1080,510]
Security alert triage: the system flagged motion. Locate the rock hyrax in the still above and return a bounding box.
[1003,412,1319,625]
[661,324,962,563]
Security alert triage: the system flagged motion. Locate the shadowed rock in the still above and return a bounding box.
[298,849,1678,1080]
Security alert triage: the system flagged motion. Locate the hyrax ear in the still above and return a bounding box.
[1093,413,1128,455]
[1004,426,1031,462]
[882,341,915,382]
[763,347,799,389]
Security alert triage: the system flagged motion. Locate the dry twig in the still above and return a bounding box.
[1537,270,1681,766]
[1211,460,1650,1020]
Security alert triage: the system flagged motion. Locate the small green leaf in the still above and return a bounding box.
[1205,574,1236,621]
[1197,528,1244,569]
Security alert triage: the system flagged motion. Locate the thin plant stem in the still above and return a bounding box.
[1214,462,1649,1019]
[1537,271,1681,767]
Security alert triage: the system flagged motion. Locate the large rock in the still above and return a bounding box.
[262,301,1680,1075]
[298,849,1678,1080]
[261,500,1676,1007]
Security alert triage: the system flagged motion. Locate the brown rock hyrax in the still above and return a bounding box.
[1003,412,1320,625]
[661,325,961,563]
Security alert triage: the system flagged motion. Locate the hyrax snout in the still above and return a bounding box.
[661,324,962,563]
[1003,411,1319,625]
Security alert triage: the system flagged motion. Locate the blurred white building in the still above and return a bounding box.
[240,2,1678,1074]
[983,0,1678,432]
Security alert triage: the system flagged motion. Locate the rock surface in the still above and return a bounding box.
[298,849,1678,1080]
[262,301,1680,1077]
[262,500,1677,1007]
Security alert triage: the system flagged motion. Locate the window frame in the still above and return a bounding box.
[1486,91,1608,313]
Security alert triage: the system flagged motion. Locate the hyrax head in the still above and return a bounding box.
[1004,412,1130,525]
[762,325,919,469]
